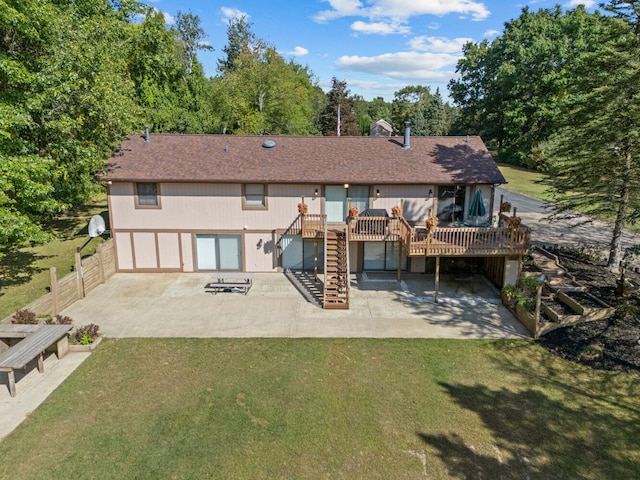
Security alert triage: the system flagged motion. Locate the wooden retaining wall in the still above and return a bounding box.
[1,240,116,323]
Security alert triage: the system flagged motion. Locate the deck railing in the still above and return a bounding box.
[349,215,530,257]
[301,214,325,238]
[296,214,530,257]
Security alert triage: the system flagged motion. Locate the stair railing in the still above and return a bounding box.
[344,220,351,304]
[322,216,328,307]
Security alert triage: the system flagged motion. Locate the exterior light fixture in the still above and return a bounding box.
[376,189,381,197]
[428,189,433,198]
[344,183,349,189]
[314,188,319,197]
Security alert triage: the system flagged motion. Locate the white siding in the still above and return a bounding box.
[115,232,133,270]
[245,233,277,272]
[132,232,157,269]
[181,233,194,272]
[110,182,321,231]
[157,233,181,269]
[372,184,435,223]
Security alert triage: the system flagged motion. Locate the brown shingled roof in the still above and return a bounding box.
[101,134,506,185]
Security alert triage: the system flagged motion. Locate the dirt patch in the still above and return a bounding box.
[537,251,640,374]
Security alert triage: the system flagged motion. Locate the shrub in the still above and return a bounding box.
[74,324,100,344]
[521,276,544,290]
[11,309,37,324]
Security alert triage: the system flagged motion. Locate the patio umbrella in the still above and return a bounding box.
[468,189,486,225]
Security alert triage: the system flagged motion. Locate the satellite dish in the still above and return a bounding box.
[88,215,106,238]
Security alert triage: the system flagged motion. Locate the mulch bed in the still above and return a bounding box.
[537,251,640,374]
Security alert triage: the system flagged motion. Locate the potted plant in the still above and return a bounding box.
[425,216,438,233]
[507,216,522,230]
[297,202,308,215]
[349,206,359,218]
[500,201,512,213]
[391,206,402,218]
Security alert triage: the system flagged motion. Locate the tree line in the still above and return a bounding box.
[450,0,640,271]
[1,0,456,246]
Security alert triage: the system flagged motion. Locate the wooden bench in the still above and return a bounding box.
[205,272,254,295]
[0,325,72,397]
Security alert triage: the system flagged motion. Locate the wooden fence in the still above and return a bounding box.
[1,239,116,324]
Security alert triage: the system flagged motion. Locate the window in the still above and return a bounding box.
[243,183,267,209]
[195,234,242,271]
[136,182,160,208]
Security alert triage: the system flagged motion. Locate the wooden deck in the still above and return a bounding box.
[298,214,530,257]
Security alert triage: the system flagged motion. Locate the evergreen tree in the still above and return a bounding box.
[320,78,359,136]
[544,4,640,272]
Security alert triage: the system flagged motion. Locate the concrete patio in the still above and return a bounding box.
[60,272,529,339]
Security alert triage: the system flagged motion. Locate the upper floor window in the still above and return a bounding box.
[243,183,267,209]
[136,182,160,208]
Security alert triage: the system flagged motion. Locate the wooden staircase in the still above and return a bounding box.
[323,231,350,309]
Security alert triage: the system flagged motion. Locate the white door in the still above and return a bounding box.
[196,235,217,270]
[218,235,242,270]
[325,185,347,223]
[348,185,369,214]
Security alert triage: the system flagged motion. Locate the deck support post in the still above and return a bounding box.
[397,239,403,281]
[434,256,440,303]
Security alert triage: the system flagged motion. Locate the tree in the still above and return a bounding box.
[217,15,256,75]
[449,6,602,165]
[175,10,213,75]
[211,19,321,135]
[320,78,359,136]
[543,6,640,272]
[390,85,452,135]
[0,0,140,244]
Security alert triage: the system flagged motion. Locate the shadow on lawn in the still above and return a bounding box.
[418,343,640,479]
[0,248,50,291]
[42,205,109,239]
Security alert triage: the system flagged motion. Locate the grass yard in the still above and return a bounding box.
[0,196,107,320]
[1,338,638,479]
[498,164,553,202]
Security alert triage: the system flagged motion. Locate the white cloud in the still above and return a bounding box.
[287,46,309,56]
[314,0,491,23]
[483,29,500,38]
[409,36,472,53]
[336,51,460,81]
[351,20,411,35]
[220,7,249,22]
[565,0,596,7]
[427,22,440,30]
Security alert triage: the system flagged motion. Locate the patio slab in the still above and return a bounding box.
[60,272,529,339]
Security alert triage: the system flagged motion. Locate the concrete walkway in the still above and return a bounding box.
[0,271,528,442]
[0,350,90,441]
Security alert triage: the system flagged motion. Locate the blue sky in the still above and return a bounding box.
[146,0,597,101]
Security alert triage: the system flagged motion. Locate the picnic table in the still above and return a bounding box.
[205,272,254,295]
[0,324,72,397]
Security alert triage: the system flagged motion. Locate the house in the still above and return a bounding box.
[100,125,530,308]
[369,119,394,137]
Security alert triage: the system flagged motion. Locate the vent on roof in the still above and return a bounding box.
[262,140,276,148]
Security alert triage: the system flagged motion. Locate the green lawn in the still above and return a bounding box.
[1,338,638,479]
[498,164,553,202]
[0,196,107,320]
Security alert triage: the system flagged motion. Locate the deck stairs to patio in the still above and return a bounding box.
[323,231,350,309]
